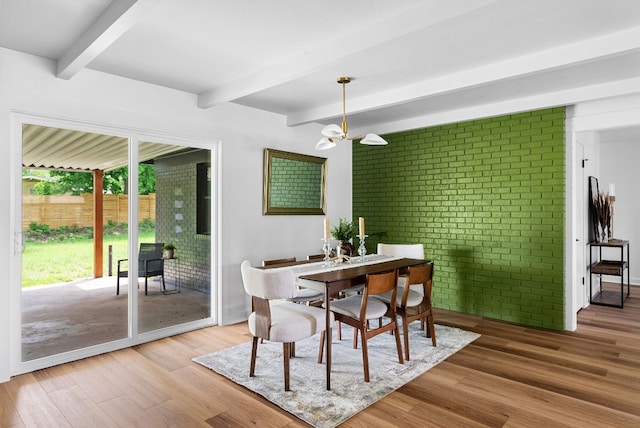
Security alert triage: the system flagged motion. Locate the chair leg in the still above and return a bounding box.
[249,336,259,377]
[145,276,148,295]
[283,343,291,391]
[116,276,120,295]
[337,321,342,340]
[393,321,404,365]
[317,331,325,363]
[161,273,166,292]
[360,327,370,382]
[428,315,437,346]
[291,342,296,358]
[353,327,358,349]
[403,315,411,361]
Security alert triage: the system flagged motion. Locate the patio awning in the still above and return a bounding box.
[22,123,186,172]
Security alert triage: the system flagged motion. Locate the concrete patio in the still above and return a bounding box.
[21,276,211,361]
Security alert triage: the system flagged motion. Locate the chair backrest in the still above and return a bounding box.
[262,257,296,267]
[241,260,297,300]
[364,269,398,296]
[138,243,164,273]
[361,269,399,321]
[402,263,434,304]
[139,243,163,259]
[377,243,424,259]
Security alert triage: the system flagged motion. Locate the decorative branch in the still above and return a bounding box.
[592,191,612,238]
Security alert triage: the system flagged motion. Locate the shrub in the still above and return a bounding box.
[24,220,155,243]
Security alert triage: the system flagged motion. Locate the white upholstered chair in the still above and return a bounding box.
[377,242,425,259]
[240,260,332,391]
[377,242,425,287]
[262,257,324,305]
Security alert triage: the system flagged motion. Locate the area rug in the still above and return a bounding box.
[193,323,479,427]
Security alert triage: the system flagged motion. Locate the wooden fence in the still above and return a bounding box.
[22,193,156,231]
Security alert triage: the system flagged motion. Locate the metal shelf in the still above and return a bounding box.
[589,240,630,308]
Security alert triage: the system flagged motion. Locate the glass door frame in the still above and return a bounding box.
[10,112,219,376]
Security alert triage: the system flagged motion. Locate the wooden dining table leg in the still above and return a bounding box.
[325,285,332,390]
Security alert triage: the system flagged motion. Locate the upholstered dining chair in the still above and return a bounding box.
[377,242,424,285]
[262,257,324,305]
[318,269,404,382]
[373,262,436,360]
[377,242,425,261]
[241,260,332,391]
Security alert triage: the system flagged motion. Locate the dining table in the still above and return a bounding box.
[292,255,430,390]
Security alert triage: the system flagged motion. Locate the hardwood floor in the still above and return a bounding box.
[2,293,639,427]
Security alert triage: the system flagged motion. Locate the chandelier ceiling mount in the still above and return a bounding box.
[315,76,388,150]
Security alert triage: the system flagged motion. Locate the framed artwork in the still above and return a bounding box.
[263,148,327,215]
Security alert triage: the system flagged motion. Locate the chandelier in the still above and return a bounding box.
[315,77,388,150]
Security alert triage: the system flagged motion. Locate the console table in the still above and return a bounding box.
[589,239,630,308]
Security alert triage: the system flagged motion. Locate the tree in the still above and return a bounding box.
[30,165,156,195]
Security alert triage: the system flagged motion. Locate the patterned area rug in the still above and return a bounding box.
[193,323,479,427]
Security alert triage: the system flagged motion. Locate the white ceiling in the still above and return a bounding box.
[2,0,640,145]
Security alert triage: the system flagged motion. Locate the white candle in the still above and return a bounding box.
[359,217,365,236]
[609,184,615,197]
[324,218,330,240]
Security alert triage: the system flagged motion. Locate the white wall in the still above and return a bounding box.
[0,47,352,382]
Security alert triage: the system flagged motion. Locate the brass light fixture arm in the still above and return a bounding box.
[336,77,365,141]
[340,77,349,138]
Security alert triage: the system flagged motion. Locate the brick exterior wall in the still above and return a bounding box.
[155,153,211,293]
[353,107,565,330]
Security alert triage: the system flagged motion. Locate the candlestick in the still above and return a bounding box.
[322,238,332,266]
[358,217,365,236]
[324,218,330,240]
[357,234,368,261]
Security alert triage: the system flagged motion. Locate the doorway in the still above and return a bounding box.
[14,115,216,373]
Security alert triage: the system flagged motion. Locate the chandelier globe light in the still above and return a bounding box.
[315,77,388,150]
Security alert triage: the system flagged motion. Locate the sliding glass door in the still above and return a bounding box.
[137,140,212,333]
[17,118,215,369]
[21,124,130,361]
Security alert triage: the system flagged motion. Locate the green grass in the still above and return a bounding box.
[22,231,155,287]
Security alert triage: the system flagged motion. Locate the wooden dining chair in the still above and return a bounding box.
[373,262,436,360]
[318,269,404,382]
[262,257,297,267]
[241,260,333,391]
[377,243,427,328]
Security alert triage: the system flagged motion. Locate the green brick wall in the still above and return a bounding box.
[353,108,565,330]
